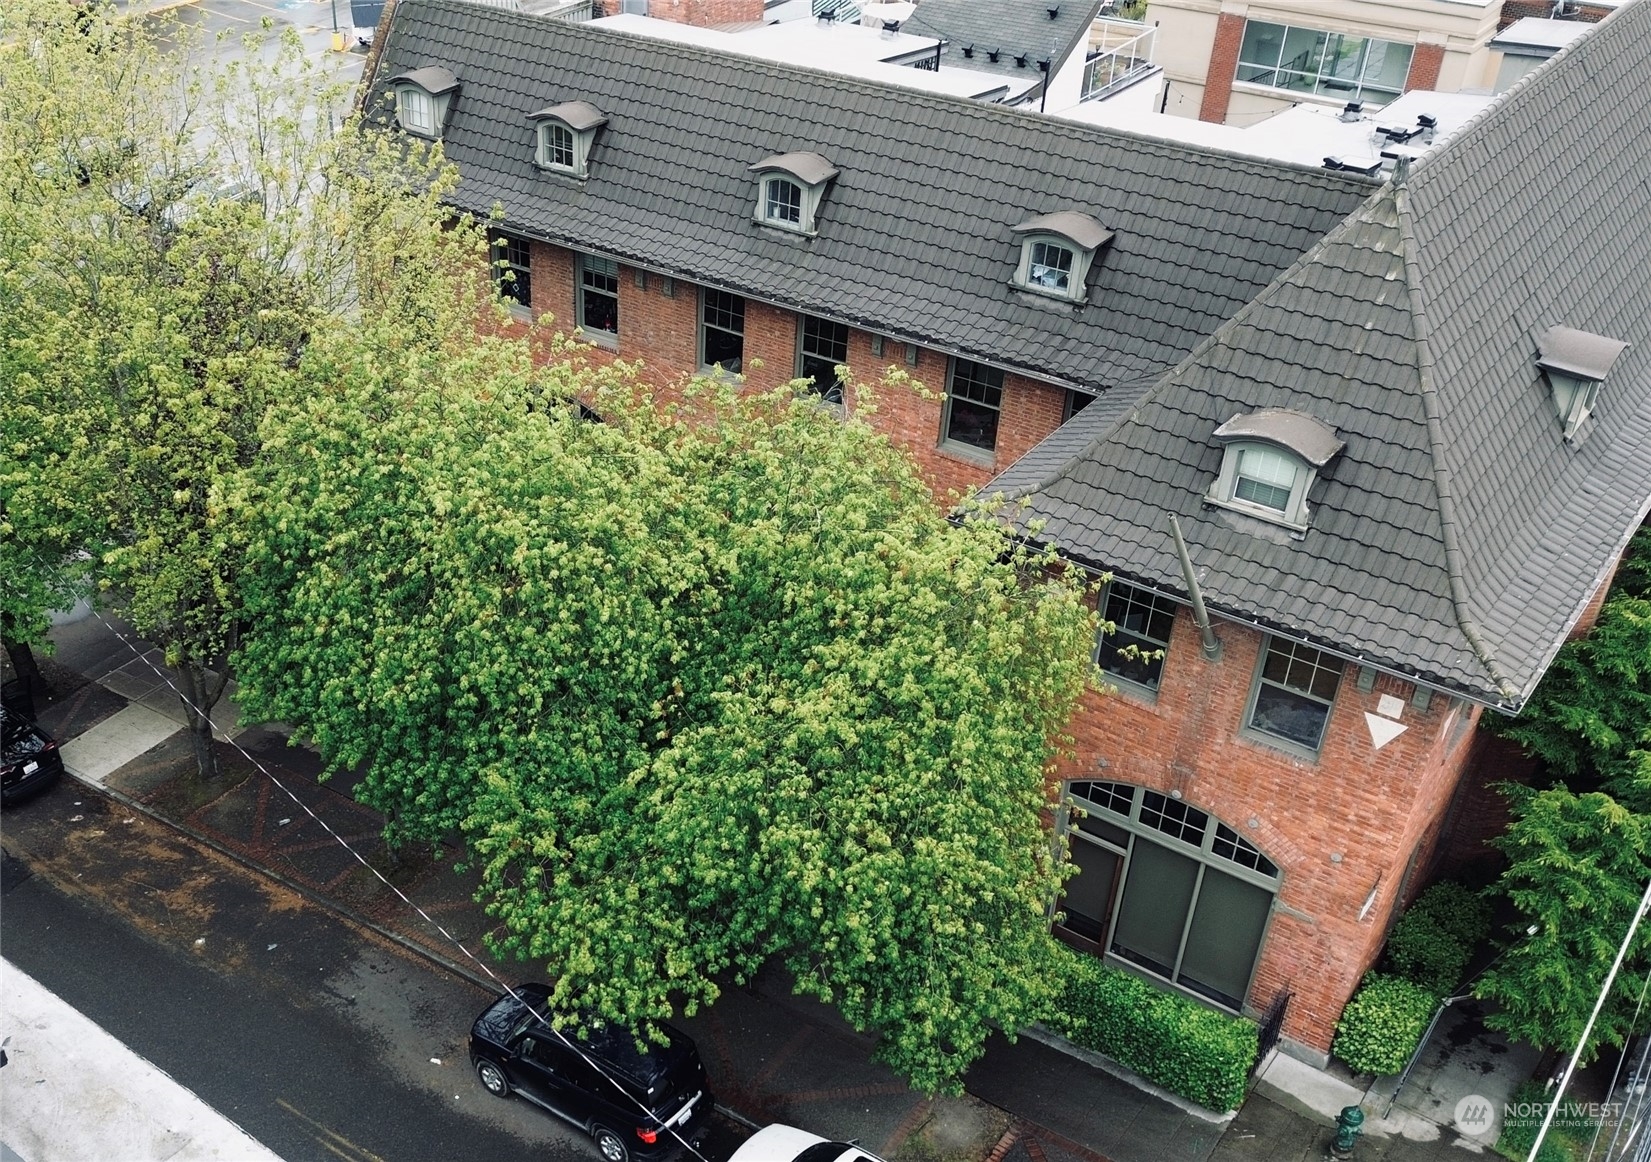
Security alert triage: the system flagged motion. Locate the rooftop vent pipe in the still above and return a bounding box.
[1339,100,1363,123]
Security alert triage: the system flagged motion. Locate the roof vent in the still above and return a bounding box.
[1047,5,1059,17]
[1323,156,1382,177]
[1014,53,1028,67]
[1339,101,1363,123]
[1378,123,1422,143]
[987,48,1000,62]
[881,18,900,33]
[962,43,974,57]
[1038,58,1050,72]
[1537,325,1630,442]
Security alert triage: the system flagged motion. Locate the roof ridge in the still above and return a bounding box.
[1392,177,1518,706]
[412,0,1373,190]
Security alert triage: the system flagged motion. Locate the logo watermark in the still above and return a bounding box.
[1453,1093,1626,1138]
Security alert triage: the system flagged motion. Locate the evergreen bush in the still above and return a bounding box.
[1384,881,1491,992]
[1331,973,1438,1076]
[1046,945,1258,1112]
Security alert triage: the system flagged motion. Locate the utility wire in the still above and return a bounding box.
[51,595,715,1162]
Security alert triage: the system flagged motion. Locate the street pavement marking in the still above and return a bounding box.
[277,1098,389,1162]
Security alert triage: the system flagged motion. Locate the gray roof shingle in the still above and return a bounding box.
[901,0,1104,82]
[994,1,1651,707]
[367,0,1372,393]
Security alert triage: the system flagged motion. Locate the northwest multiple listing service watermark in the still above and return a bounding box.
[1454,1093,1625,1138]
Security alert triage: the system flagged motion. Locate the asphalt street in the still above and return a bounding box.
[1,785,667,1162]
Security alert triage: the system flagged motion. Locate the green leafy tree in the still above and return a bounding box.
[1476,787,1651,1059]
[1,0,466,773]
[236,351,1100,1092]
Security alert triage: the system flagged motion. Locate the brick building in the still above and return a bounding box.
[365,0,1651,1059]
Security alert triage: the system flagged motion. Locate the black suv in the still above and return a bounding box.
[468,985,712,1162]
[2,707,64,807]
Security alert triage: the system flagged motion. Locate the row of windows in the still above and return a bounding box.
[1097,582,1346,756]
[490,234,1035,450]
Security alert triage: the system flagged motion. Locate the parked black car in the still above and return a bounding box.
[1,707,64,807]
[468,985,712,1162]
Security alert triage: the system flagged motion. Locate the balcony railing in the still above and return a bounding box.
[1081,18,1156,102]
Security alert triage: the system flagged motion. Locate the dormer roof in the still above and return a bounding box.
[526,100,608,131]
[1010,211,1113,252]
[390,66,459,95]
[748,151,838,186]
[1537,326,1629,381]
[1213,409,1343,468]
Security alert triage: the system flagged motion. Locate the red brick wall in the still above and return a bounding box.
[1059,613,1480,1051]
[1404,43,1445,93]
[517,241,1069,501]
[647,0,764,27]
[1198,11,1246,124]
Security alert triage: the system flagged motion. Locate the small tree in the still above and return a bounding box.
[1,0,465,773]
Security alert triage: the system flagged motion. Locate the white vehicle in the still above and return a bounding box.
[727,1124,884,1162]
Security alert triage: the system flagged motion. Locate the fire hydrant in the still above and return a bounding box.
[1329,1105,1364,1159]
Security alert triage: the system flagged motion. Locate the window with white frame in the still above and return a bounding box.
[1058,781,1279,1012]
[578,254,618,337]
[1010,212,1112,303]
[799,315,849,405]
[701,288,745,373]
[748,152,837,235]
[1206,410,1343,534]
[543,123,574,169]
[1245,637,1343,754]
[941,358,1004,453]
[397,87,435,136]
[764,178,803,226]
[389,67,458,141]
[1096,582,1177,693]
[1235,20,1414,108]
[491,233,532,311]
[528,101,607,179]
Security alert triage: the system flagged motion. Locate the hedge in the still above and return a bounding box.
[1045,945,1258,1112]
[1331,973,1438,1075]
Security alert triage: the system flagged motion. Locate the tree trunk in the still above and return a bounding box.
[2,633,45,718]
[175,656,227,780]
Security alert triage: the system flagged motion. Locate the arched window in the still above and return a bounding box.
[1057,780,1280,1012]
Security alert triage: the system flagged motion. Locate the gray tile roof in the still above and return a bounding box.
[367,0,1371,393]
[902,0,1103,81]
[993,0,1651,708]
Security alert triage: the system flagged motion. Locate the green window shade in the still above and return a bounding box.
[1059,839,1121,944]
[1177,867,1272,1010]
[1111,838,1196,978]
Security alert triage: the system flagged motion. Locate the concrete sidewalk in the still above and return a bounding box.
[1,960,285,1162]
[10,604,1543,1162]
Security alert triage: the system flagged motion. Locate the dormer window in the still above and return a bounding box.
[1011,211,1113,303]
[1537,325,1629,443]
[389,67,459,141]
[749,152,838,236]
[527,101,608,179]
[1206,409,1344,534]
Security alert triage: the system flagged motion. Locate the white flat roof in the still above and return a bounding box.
[591,13,1036,101]
[1054,88,1495,170]
[1492,16,1596,52]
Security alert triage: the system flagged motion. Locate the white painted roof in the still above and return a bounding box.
[1053,89,1495,170]
[591,13,1036,100]
[1492,16,1596,52]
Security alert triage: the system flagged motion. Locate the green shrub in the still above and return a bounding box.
[1383,881,1493,992]
[1495,1080,1580,1162]
[1331,973,1438,1075]
[1409,881,1493,948]
[1385,911,1470,992]
[1045,945,1258,1112]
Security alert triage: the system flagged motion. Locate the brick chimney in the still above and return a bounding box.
[647,0,765,27]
